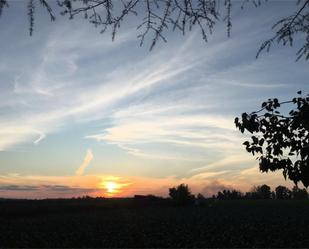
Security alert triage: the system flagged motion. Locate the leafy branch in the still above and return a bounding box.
[235,91,309,187]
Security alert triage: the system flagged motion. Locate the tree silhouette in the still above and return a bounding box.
[254,184,271,199]
[196,193,205,200]
[292,186,308,199]
[275,185,291,199]
[216,189,242,200]
[169,183,195,205]
[235,92,309,187]
[0,0,308,59]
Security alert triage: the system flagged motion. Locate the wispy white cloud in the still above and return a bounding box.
[0,123,48,150]
[0,26,200,151]
[33,130,46,145]
[191,154,256,174]
[85,109,245,161]
[2,10,303,155]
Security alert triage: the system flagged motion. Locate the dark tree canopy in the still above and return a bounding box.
[0,0,309,59]
[292,185,308,199]
[275,185,291,199]
[169,183,195,205]
[235,92,309,187]
[214,184,308,199]
[217,189,242,199]
[252,184,271,199]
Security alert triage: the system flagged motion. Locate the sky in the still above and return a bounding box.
[0,1,308,198]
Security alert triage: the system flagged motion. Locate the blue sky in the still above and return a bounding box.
[0,1,308,198]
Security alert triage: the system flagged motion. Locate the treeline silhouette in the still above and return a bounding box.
[127,183,308,207]
[167,183,308,206]
[0,184,307,209]
[213,185,308,200]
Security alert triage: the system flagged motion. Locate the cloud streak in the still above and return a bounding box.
[0,25,200,151]
[76,149,93,176]
[0,184,96,193]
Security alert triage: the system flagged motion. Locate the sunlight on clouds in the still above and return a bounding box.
[190,170,231,180]
[86,115,237,144]
[117,144,207,161]
[76,149,94,176]
[0,124,46,150]
[191,154,256,173]
[99,176,132,196]
[0,170,292,199]
[85,114,244,162]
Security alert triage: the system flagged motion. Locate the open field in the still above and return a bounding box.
[0,199,309,248]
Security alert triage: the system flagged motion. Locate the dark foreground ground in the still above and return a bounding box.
[0,198,309,248]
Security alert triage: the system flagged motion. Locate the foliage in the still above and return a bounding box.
[197,193,205,200]
[235,92,309,187]
[214,184,307,200]
[251,184,271,199]
[292,185,308,199]
[0,0,309,59]
[169,183,195,205]
[217,189,242,199]
[275,185,291,199]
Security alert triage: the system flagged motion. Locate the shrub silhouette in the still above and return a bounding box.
[169,184,195,206]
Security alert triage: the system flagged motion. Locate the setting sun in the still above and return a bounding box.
[106,181,118,194]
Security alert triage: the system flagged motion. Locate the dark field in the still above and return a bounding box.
[1,199,309,248]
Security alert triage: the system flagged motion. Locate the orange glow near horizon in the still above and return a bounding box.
[99,178,132,197]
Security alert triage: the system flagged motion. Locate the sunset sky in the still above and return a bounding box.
[0,1,308,198]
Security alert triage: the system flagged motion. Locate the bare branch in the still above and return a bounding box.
[0,0,8,17]
[27,0,35,36]
[257,0,309,60]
